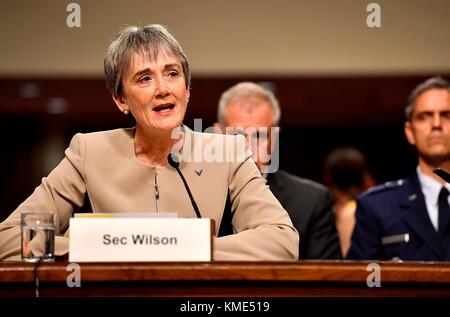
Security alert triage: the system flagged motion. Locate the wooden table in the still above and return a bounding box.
[1,260,450,297]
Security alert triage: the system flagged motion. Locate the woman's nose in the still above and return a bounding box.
[155,77,170,98]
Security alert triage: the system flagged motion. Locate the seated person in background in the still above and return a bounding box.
[347,76,450,261]
[0,25,299,261]
[215,82,341,259]
[323,146,376,257]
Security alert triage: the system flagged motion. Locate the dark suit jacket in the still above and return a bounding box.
[347,171,450,261]
[267,170,341,259]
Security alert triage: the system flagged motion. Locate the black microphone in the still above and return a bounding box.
[434,168,450,184]
[167,153,202,218]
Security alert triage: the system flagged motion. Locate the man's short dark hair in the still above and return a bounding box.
[323,146,367,195]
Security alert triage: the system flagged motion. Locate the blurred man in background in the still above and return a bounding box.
[323,146,376,257]
[215,82,341,259]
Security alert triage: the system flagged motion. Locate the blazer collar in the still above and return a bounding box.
[400,171,445,258]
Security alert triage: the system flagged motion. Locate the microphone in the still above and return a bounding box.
[167,153,202,218]
[434,168,450,184]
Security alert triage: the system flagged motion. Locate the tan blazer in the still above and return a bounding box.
[0,127,299,261]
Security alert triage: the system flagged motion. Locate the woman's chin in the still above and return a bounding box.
[138,114,184,134]
[156,120,183,133]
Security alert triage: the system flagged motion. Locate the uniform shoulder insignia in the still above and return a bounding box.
[365,178,405,195]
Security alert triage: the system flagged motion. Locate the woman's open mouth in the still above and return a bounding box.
[153,103,175,115]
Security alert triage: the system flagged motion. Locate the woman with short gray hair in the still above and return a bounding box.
[0,24,298,261]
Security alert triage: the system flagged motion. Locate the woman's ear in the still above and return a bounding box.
[112,93,129,114]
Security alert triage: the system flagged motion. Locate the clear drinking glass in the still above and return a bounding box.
[21,213,55,262]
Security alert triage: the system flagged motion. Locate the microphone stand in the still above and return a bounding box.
[167,154,202,219]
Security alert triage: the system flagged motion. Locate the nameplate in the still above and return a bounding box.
[69,218,213,262]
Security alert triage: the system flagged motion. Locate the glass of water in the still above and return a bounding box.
[21,213,55,262]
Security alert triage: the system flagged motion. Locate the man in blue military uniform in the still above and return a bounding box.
[347,76,450,261]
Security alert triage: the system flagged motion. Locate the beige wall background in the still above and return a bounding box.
[0,0,448,77]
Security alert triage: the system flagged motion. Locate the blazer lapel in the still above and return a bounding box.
[399,172,444,259]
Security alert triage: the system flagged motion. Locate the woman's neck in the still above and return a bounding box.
[134,125,183,167]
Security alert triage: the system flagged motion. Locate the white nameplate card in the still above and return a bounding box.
[69,218,213,262]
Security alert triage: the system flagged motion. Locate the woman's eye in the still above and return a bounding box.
[139,75,151,82]
[168,71,178,77]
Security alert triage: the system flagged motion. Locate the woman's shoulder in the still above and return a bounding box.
[68,128,134,156]
[185,126,246,149]
[183,127,249,163]
[76,127,134,141]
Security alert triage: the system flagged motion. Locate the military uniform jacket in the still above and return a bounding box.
[347,171,450,261]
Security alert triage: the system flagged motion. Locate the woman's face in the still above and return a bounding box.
[116,48,189,133]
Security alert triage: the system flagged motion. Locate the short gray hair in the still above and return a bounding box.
[217,82,281,126]
[405,76,450,121]
[104,24,191,97]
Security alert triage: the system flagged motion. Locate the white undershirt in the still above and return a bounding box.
[417,166,450,232]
